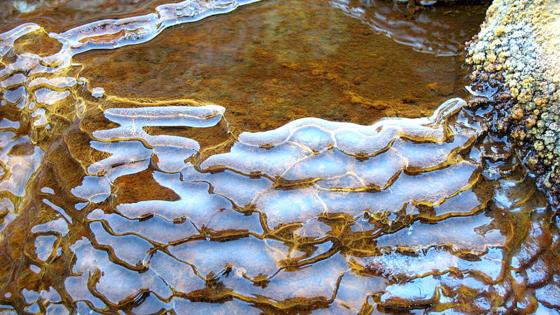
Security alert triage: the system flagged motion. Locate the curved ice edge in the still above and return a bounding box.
[1,0,262,60]
[238,98,466,147]
[59,0,262,55]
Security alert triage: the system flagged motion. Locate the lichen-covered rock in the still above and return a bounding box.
[467,0,560,207]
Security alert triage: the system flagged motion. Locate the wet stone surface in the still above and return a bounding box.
[1,0,559,314]
[467,0,560,208]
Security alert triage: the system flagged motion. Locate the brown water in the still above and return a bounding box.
[75,0,483,130]
[1,0,559,314]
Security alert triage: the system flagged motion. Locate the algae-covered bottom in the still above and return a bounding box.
[1,0,559,314]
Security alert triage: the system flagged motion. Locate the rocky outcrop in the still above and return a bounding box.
[467,0,560,207]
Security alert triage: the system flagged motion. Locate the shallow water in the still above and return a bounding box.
[1,0,559,314]
[74,0,486,130]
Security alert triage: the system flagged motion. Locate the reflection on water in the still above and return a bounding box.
[1,0,559,314]
[332,0,488,56]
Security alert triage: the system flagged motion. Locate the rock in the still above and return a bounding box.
[467,0,560,207]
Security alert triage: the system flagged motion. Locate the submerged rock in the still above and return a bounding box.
[467,0,560,207]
